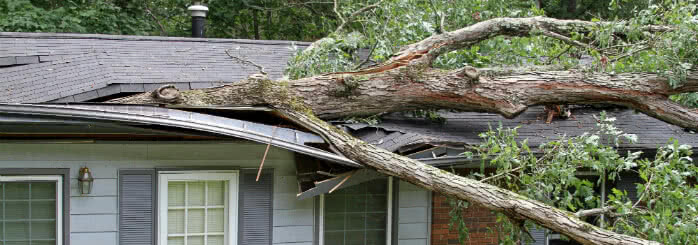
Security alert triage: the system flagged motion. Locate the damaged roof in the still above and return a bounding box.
[0,32,309,103]
[0,103,359,167]
[2,32,696,161]
[340,106,698,156]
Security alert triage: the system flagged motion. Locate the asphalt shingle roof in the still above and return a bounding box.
[2,32,696,151]
[0,32,310,102]
[342,106,698,152]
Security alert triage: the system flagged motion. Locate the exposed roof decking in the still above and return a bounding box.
[0,32,310,102]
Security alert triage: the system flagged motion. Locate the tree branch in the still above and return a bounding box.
[111,67,698,130]
[609,46,650,63]
[347,16,672,72]
[540,30,597,52]
[428,0,445,34]
[354,41,378,69]
[145,3,168,36]
[575,206,616,217]
[632,172,652,208]
[108,16,693,245]
[225,49,267,75]
[334,0,383,33]
[275,108,659,245]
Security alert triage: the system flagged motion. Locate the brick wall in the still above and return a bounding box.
[431,173,500,245]
[431,193,500,245]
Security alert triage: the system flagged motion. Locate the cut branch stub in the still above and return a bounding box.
[152,85,182,103]
[460,66,480,84]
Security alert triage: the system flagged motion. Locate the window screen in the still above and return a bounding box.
[0,182,58,245]
[323,178,388,245]
[167,181,227,245]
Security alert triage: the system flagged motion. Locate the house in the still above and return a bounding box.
[0,32,432,245]
[1,32,696,245]
[340,106,698,245]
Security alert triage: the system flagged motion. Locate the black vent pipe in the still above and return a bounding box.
[187,4,209,38]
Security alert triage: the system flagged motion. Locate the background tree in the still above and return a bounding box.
[0,0,337,41]
[2,0,697,244]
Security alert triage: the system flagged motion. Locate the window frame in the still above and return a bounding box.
[318,176,393,245]
[0,175,64,245]
[157,171,239,245]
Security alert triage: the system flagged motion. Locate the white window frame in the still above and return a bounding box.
[158,171,239,245]
[0,175,63,245]
[318,176,393,245]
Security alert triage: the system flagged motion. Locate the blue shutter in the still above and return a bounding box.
[119,170,156,245]
[529,227,547,245]
[238,169,274,245]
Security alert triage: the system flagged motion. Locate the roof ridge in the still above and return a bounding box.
[0,32,313,46]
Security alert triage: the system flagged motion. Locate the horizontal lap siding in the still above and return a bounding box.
[0,143,302,245]
[273,175,314,244]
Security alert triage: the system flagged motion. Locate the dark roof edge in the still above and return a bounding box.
[0,32,313,46]
[0,103,359,167]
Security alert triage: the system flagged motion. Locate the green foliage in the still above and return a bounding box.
[284,0,697,106]
[204,0,335,40]
[447,197,470,244]
[343,114,381,125]
[671,93,698,108]
[0,0,158,34]
[285,32,369,80]
[448,112,697,244]
[408,109,447,124]
[0,0,336,40]
[608,141,698,244]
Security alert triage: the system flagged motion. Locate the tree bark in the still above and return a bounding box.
[109,17,694,244]
[112,67,698,130]
[279,108,660,245]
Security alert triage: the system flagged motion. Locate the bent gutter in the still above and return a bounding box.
[0,104,360,167]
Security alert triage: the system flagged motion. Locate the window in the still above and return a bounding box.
[546,173,607,245]
[0,175,63,245]
[158,172,238,245]
[320,177,392,245]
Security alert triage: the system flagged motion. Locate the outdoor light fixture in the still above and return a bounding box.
[78,167,94,195]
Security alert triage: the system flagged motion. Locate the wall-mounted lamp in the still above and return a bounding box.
[78,167,94,195]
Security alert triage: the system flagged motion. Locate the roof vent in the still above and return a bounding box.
[187,3,209,38]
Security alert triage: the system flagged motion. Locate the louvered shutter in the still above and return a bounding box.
[238,169,273,245]
[119,170,156,245]
[529,227,547,245]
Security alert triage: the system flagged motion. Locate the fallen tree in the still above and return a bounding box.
[111,14,697,245]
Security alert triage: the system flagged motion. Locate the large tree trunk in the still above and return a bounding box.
[113,66,698,130]
[279,109,658,245]
[110,17,696,244]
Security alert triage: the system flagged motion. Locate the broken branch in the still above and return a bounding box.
[575,206,616,217]
[257,125,279,182]
[225,49,267,75]
[328,171,354,193]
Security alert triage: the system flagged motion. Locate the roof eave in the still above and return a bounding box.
[0,103,360,167]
